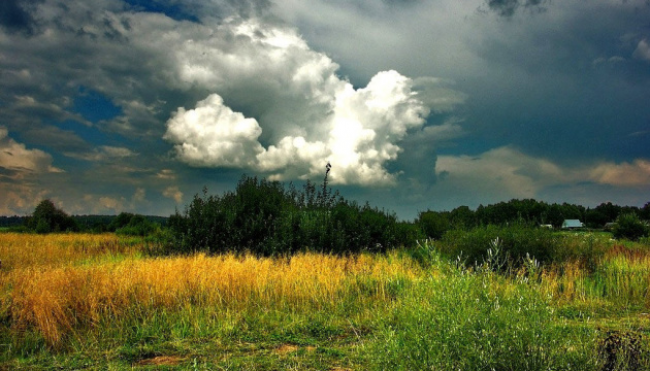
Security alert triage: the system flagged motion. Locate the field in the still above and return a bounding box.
[1,232,650,370]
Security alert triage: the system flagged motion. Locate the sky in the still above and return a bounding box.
[0,0,649,220]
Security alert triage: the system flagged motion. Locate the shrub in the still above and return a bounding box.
[108,212,135,232]
[167,173,406,255]
[418,210,450,240]
[440,224,559,268]
[612,213,649,241]
[115,217,157,236]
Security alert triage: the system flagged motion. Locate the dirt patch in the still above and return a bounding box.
[274,344,299,354]
[135,355,186,366]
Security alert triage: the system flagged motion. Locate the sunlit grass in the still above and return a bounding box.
[0,233,142,270]
[3,249,420,347]
[1,232,649,369]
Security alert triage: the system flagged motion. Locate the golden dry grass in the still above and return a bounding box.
[2,241,420,347]
[0,233,140,269]
[3,233,649,350]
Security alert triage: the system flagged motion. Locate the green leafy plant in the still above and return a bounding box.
[612,213,649,241]
[167,166,406,255]
[440,224,559,268]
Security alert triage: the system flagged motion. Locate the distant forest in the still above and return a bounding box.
[1,198,647,232]
[0,213,167,232]
[417,199,649,238]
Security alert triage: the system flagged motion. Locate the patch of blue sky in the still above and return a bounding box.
[122,0,200,22]
[73,87,122,124]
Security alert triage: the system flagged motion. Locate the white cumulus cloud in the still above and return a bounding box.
[164,94,265,168]
[162,18,456,186]
[165,70,435,186]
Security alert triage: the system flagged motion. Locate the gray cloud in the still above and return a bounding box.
[23,125,90,154]
[1,0,649,217]
[484,0,546,17]
[0,0,43,35]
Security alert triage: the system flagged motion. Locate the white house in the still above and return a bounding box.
[562,219,584,229]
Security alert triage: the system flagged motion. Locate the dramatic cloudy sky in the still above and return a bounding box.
[1,0,649,219]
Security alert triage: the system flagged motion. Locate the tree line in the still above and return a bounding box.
[3,174,649,252]
[0,199,166,235]
[418,199,650,240]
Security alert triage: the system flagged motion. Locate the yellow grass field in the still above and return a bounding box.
[1,233,420,347]
[1,232,649,370]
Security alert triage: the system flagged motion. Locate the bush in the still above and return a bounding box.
[108,212,135,232]
[418,210,450,239]
[167,174,407,255]
[440,224,559,268]
[612,213,649,241]
[115,214,157,236]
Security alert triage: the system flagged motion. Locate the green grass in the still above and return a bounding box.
[2,233,650,370]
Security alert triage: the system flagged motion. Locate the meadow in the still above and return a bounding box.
[1,232,649,370]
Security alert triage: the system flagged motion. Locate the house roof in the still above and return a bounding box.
[562,219,583,228]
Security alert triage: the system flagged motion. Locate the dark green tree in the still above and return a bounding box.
[27,199,78,233]
[418,210,450,239]
[114,214,157,236]
[108,212,135,232]
[450,206,475,229]
[612,213,648,241]
[641,202,650,220]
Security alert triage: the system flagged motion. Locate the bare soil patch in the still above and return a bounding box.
[135,355,186,366]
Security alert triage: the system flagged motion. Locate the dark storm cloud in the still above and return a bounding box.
[122,0,200,22]
[484,0,546,17]
[1,0,649,217]
[0,0,42,35]
[466,1,650,165]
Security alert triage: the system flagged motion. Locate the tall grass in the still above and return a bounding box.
[0,233,142,269]
[3,251,419,348]
[2,233,650,369]
[369,265,604,370]
[539,244,650,305]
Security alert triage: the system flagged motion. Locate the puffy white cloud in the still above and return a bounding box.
[0,126,63,177]
[165,69,436,185]
[164,94,265,168]
[156,169,177,180]
[161,16,455,186]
